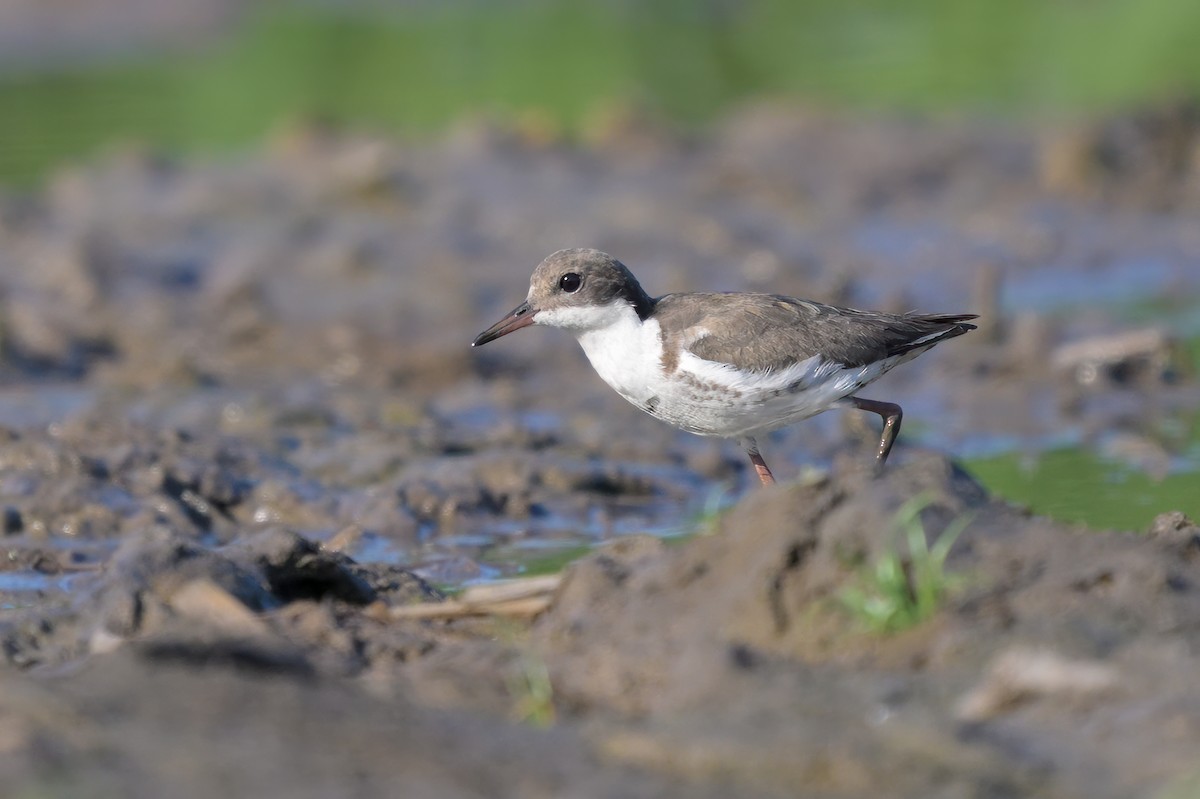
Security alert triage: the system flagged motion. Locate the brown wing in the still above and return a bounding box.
[652,292,977,373]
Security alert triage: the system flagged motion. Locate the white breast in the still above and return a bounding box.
[568,305,666,407]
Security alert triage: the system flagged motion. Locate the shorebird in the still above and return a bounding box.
[472,249,976,486]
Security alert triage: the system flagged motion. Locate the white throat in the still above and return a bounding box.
[537,300,662,405]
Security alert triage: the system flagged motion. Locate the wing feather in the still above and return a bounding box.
[652,293,976,374]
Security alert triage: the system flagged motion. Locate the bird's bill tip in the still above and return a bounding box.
[471,301,538,347]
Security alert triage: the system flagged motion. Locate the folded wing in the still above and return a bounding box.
[653,293,977,374]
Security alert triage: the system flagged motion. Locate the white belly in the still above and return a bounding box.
[571,304,907,440]
[655,350,902,438]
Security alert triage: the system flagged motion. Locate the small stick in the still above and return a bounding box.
[459,574,562,604]
[388,575,562,620]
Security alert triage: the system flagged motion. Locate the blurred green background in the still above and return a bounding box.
[3,0,1200,185]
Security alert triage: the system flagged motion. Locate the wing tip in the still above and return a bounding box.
[890,313,979,355]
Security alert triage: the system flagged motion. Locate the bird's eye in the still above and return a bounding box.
[559,273,582,293]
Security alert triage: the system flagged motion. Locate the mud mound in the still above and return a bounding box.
[0,648,748,799]
[535,453,1200,797]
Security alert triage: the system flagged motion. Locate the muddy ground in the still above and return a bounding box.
[1,103,1200,797]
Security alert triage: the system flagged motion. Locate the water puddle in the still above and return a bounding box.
[966,443,1200,531]
[328,468,739,584]
[0,570,81,611]
[965,398,1200,531]
[406,480,732,584]
[0,386,98,428]
[1000,256,1181,315]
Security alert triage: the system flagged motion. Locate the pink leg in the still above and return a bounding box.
[743,438,777,486]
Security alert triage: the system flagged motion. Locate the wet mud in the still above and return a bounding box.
[1,104,1199,796]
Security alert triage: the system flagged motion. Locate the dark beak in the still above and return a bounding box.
[472,300,538,347]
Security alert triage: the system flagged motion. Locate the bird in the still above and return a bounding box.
[472,248,976,486]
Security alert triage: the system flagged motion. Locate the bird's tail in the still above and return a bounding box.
[890,313,978,356]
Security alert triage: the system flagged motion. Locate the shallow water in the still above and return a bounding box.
[358,481,715,585]
[967,423,1200,531]
[0,571,86,611]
